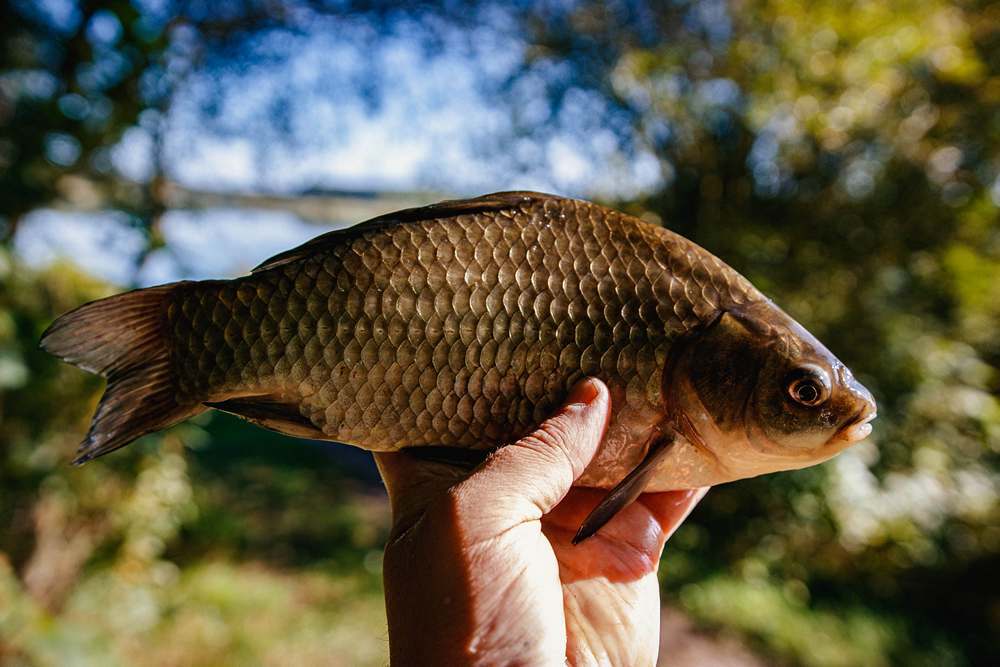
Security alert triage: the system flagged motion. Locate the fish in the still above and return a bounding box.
[41,191,876,541]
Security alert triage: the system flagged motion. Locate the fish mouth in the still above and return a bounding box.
[836,405,877,444]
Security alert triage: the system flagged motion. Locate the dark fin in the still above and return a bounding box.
[252,191,569,273]
[572,432,676,544]
[205,395,326,440]
[40,284,203,464]
[402,445,494,470]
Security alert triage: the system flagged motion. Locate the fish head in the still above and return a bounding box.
[665,300,877,481]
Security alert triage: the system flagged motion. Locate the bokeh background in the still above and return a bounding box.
[1,1,998,665]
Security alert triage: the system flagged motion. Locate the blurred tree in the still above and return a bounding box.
[1,0,160,242]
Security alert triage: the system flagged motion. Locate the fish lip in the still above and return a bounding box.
[836,405,877,443]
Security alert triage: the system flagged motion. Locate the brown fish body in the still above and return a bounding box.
[164,193,758,489]
[42,192,876,506]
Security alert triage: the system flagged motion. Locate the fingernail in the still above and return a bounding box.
[566,378,599,407]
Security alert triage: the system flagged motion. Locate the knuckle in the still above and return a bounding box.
[529,419,574,452]
[519,414,585,469]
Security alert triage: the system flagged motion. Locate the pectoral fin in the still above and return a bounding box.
[572,432,676,544]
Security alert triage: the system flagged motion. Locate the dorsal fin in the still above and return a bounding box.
[251,190,567,273]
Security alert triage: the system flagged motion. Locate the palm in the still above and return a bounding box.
[540,488,697,666]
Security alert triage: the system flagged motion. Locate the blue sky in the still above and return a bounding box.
[15,12,663,285]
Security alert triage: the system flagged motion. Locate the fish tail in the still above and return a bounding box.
[40,283,203,464]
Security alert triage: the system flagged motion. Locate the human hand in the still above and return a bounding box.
[374,378,708,666]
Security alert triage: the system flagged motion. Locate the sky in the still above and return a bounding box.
[15,15,663,285]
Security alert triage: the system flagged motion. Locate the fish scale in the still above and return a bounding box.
[165,194,759,455]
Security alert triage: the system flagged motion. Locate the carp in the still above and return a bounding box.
[42,191,876,540]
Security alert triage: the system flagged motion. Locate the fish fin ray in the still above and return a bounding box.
[572,432,676,544]
[205,395,325,439]
[40,284,202,464]
[252,191,569,273]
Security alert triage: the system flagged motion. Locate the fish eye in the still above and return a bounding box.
[786,364,831,407]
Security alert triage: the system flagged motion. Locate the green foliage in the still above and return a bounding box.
[0,0,165,236]
[1,556,387,667]
[679,575,900,667]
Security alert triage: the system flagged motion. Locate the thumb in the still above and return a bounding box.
[453,378,611,529]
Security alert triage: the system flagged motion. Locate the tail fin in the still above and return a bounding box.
[40,284,202,464]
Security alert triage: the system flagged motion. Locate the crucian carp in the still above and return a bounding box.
[42,191,876,541]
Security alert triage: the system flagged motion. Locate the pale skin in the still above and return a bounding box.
[375,378,708,666]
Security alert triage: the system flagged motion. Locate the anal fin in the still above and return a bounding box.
[205,395,326,440]
[573,431,676,544]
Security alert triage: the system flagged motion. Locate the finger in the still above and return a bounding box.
[637,486,709,543]
[454,378,611,526]
[539,488,701,580]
